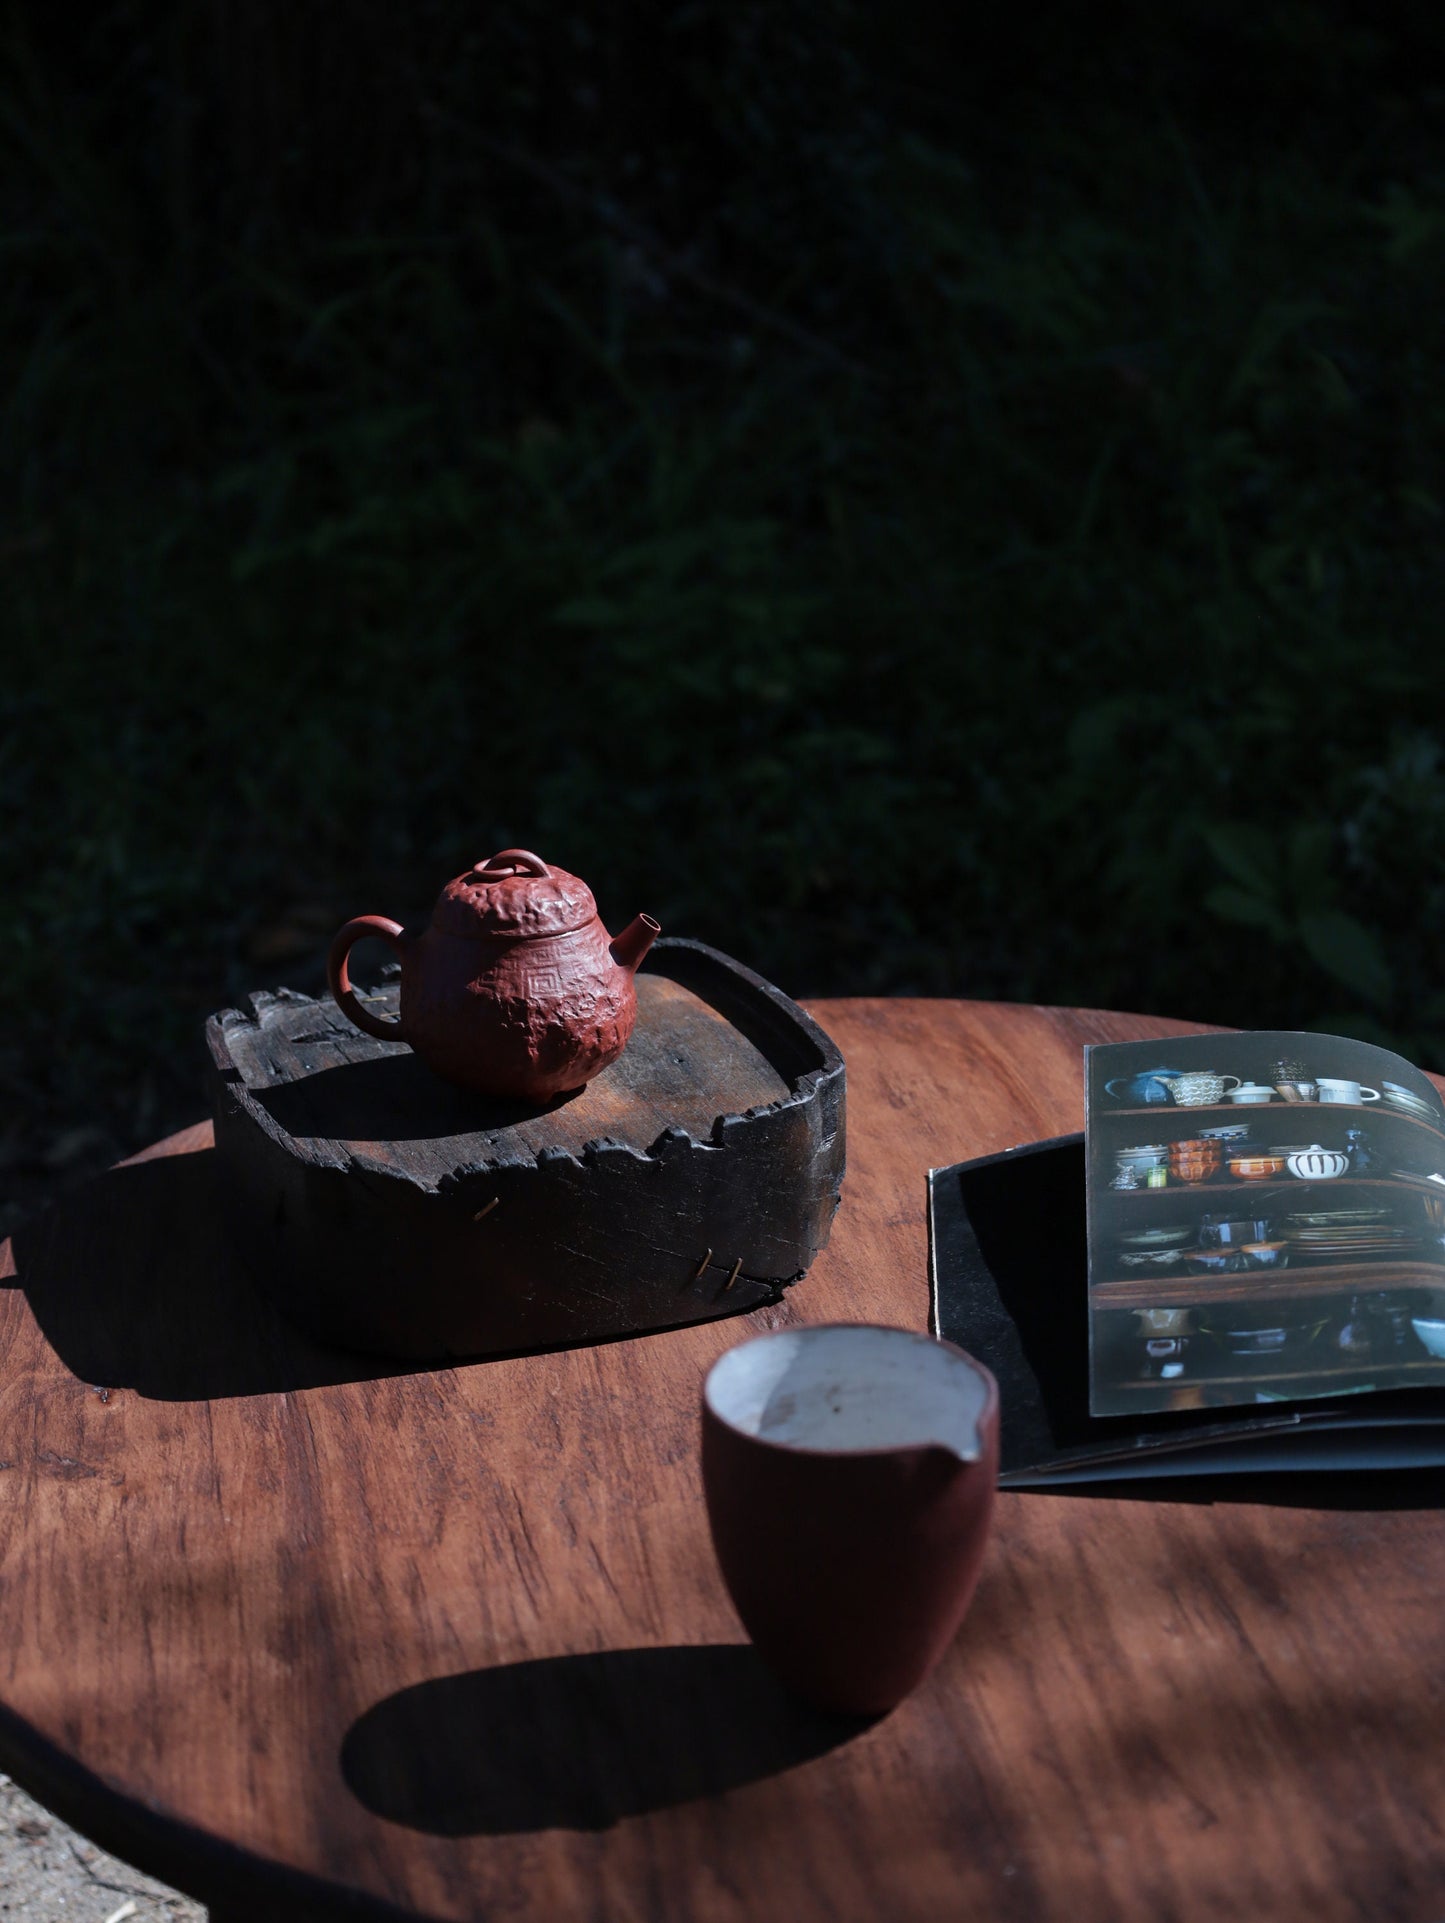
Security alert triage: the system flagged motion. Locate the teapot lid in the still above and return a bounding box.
[434,850,597,940]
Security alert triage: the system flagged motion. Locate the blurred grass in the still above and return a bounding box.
[3,0,1445,1208]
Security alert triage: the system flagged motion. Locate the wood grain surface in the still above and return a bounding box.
[2,999,1444,1923]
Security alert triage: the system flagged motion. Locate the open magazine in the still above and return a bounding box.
[928,1031,1445,1486]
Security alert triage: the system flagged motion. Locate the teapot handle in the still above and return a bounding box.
[473,848,551,878]
[328,916,409,1043]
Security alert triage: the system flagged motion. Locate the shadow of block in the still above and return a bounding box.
[9,1149,416,1400]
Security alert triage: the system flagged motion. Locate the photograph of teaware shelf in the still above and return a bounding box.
[926,1134,1445,1486]
[1085,1033,1445,1417]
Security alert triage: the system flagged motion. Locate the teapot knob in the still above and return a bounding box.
[472,849,552,878]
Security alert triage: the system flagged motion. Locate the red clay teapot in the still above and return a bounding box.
[328,850,659,1100]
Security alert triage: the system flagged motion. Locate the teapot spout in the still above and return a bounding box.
[610,913,660,974]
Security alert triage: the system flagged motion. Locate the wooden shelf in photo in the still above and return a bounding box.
[1099,1176,1441,1203]
[1099,1102,1444,1132]
[1109,1357,1445,1392]
[1091,1259,1445,1308]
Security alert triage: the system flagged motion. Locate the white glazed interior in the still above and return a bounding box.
[706,1326,989,1461]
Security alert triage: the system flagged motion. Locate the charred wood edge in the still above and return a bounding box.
[204,939,847,1198]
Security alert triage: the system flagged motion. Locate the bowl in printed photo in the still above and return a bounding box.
[1200,1216,1273,1246]
[1162,1073,1240,1107]
[1181,1246,1247,1274]
[1227,1152,1287,1180]
[1118,1225,1194,1248]
[1134,1307,1194,1335]
[1241,1241,1290,1268]
[1284,1146,1349,1180]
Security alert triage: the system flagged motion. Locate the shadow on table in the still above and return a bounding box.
[4,1142,761,1401]
[341,1643,870,1835]
[5,1147,416,1400]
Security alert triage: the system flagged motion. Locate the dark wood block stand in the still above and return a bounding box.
[206,939,846,1359]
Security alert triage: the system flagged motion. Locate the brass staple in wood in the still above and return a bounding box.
[691,1248,714,1281]
[473,1198,501,1223]
[723,1257,743,1292]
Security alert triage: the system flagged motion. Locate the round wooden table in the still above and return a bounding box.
[1,1000,1442,1922]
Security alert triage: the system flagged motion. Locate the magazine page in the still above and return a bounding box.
[928,1139,1445,1484]
[1086,1032,1445,1418]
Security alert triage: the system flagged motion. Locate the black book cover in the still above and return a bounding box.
[928,1131,1445,1487]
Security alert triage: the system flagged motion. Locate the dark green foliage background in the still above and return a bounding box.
[4,0,1445,1194]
